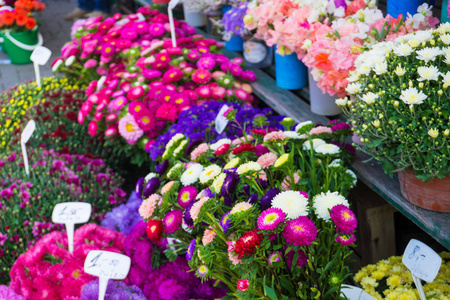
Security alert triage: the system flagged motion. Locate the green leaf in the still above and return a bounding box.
[264,285,279,300]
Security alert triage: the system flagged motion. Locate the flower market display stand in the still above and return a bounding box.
[195,29,450,252]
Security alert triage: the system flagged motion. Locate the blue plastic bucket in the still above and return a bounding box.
[442,1,449,23]
[274,46,307,90]
[222,5,243,51]
[387,0,423,18]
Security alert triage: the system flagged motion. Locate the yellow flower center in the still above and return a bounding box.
[165,96,171,101]
[175,98,183,104]
[142,116,150,124]
[126,124,134,132]
[265,213,277,223]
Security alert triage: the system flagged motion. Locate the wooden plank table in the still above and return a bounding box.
[207,31,450,250]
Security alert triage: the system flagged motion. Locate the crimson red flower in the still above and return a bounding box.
[232,143,255,155]
[214,143,230,155]
[146,219,163,242]
[237,279,249,292]
[251,129,267,136]
[235,229,263,258]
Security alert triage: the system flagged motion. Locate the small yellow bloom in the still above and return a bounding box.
[428,128,439,139]
[373,120,380,128]
[444,129,449,137]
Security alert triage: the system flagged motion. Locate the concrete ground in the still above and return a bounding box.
[0,0,77,92]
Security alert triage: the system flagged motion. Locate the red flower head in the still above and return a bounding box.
[146,219,163,242]
[237,279,249,292]
[214,143,230,155]
[235,229,263,258]
[232,143,255,155]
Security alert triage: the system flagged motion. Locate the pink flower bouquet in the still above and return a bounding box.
[9,224,125,300]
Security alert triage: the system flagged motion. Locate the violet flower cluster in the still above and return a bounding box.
[81,279,146,300]
[101,191,142,235]
[222,2,250,38]
[149,101,284,160]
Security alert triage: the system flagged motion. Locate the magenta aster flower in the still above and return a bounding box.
[149,23,165,36]
[110,96,127,111]
[135,113,155,131]
[257,208,285,231]
[177,186,197,209]
[196,57,216,70]
[211,86,226,100]
[163,68,183,83]
[128,101,145,116]
[143,69,162,80]
[83,59,97,69]
[330,205,357,234]
[186,51,200,61]
[283,216,317,246]
[120,28,138,40]
[197,46,209,54]
[241,70,257,81]
[235,88,249,101]
[299,191,309,200]
[100,44,115,56]
[156,103,178,122]
[192,69,212,84]
[335,234,356,246]
[268,251,281,265]
[118,114,144,145]
[286,249,308,269]
[237,279,249,292]
[163,210,183,234]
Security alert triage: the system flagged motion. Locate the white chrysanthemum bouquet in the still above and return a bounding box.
[339,24,450,182]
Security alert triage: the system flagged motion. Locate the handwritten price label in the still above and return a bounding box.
[402,239,442,283]
[21,120,36,176]
[215,105,230,134]
[52,202,91,224]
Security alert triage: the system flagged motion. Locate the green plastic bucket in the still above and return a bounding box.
[0,31,6,53]
[3,28,42,65]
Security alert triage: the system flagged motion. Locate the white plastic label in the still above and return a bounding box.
[341,285,375,300]
[168,0,181,47]
[215,105,230,134]
[52,202,91,253]
[136,13,145,21]
[115,18,129,25]
[97,76,107,92]
[30,46,52,65]
[244,41,267,64]
[84,250,131,300]
[21,120,36,176]
[402,239,442,282]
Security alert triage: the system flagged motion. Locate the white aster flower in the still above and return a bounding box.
[302,138,326,150]
[284,131,302,139]
[224,157,240,170]
[412,30,433,42]
[199,164,222,184]
[166,133,184,150]
[399,87,427,106]
[173,140,188,156]
[335,98,348,107]
[416,47,443,63]
[210,138,232,151]
[438,22,450,34]
[441,34,450,45]
[374,61,388,75]
[313,191,349,221]
[236,161,261,175]
[346,169,357,186]
[295,120,313,132]
[417,66,440,81]
[329,159,343,168]
[271,191,308,219]
[347,71,360,83]
[345,82,362,95]
[394,65,406,76]
[65,56,76,66]
[145,172,158,182]
[52,59,63,72]
[361,92,379,105]
[211,173,226,193]
[180,163,204,186]
[357,63,372,75]
[442,71,450,85]
[315,143,340,155]
[393,44,414,56]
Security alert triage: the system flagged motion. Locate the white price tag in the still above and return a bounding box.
[97,76,107,92]
[168,0,182,47]
[215,105,230,134]
[21,120,36,176]
[84,250,131,300]
[115,18,129,26]
[402,239,442,282]
[52,202,91,253]
[30,46,52,65]
[341,285,375,300]
[136,12,145,21]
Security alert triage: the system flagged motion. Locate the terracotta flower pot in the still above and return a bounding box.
[398,168,450,212]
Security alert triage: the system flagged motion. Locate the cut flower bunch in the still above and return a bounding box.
[0,6,37,32]
[137,113,358,299]
[354,252,449,299]
[0,148,126,283]
[340,24,450,181]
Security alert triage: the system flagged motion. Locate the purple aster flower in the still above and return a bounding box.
[177,186,197,209]
[81,279,146,300]
[183,201,195,227]
[255,145,270,157]
[163,210,183,234]
[155,160,169,175]
[186,238,197,261]
[248,193,259,204]
[135,177,145,197]
[283,216,317,246]
[330,205,357,234]
[257,208,285,231]
[260,188,280,211]
[331,122,351,132]
[143,177,161,198]
[185,138,205,156]
[220,211,232,233]
[335,234,356,246]
[286,249,308,269]
[221,172,239,200]
[202,188,215,198]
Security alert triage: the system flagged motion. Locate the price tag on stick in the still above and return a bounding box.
[402,239,442,300]
[30,46,51,88]
[168,0,182,47]
[21,120,36,176]
[84,250,131,300]
[215,105,230,134]
[52,202,91,253]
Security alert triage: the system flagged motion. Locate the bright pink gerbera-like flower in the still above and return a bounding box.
[156,103,178,122]
[149,22,165,36]
[118,114,144,145]
[214,143,230,155]
[211,86,226,99]
[264,131,286,142]
[197,56,216,70]
[196,85,212,98]
[163,68,183,83]
[177,186,197,208]
[138,194,161,219]
[309,126,333,135]
[237,279,249,292]
[190,143,209,160]
[335,234,356,246]
[83,59,97,69]
[256,152,277,169]
[257,208,285,231]
[283,216,317,246]
[330,205,357,234]
[135,113,156,131]
[202,228,216,246]
[128,101,145,116]
[164,210,183,234]
[235,88,249,101]
[192,69,212,84]
[88,121,98,136]
[299,191,309,200]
